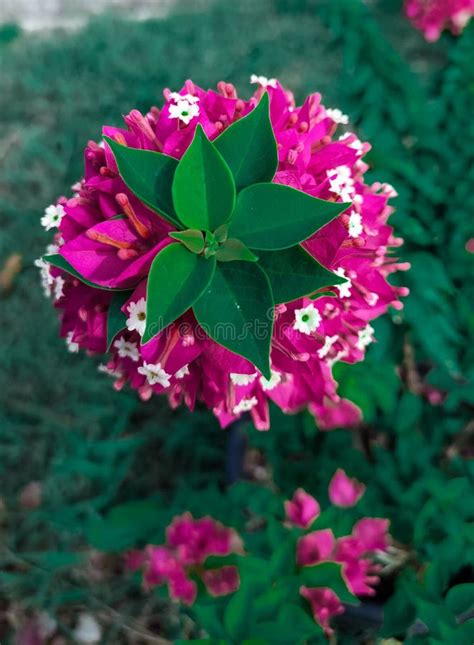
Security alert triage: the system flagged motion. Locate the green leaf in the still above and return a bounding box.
[104,136,179,226]
[169,229,205,254]
[143,243,215,344]
[193,261,274,378]
[215,239,259,263]
[107,291,133,350]
[299,562,358,605]
[43,254,128,291]
[172,124,236,230]
[192,605,227,641]
[85,499,161,551]
[445,584,474,616]
[214,92,278,191]
[223,582,253,642]
[257,245,343,303]
[229,183,350,250]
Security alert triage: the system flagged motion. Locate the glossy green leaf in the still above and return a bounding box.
[193,262,274,378]
[257,245,344,303]
[169,229,205,254]
[229,183,350,250]
[214,92,278,190]
[215,238,259,263]
[172,125,236,230]
[106,291,133,350]
[104,136,179,226]
[299,562,358,604]
[43,254,128,291]
[143,243,215,344]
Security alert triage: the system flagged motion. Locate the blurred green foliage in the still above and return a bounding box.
[0,0,473,642]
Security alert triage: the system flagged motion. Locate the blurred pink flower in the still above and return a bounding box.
[297,529,335,566]
[300,586,345,635]
[328,468,366,507]
[285,488,320,529]
[128,513,241,605]
[404,0,474,40]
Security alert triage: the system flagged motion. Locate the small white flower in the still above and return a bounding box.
[138,362,171,388]
[250,74,277,88]
[169,91,199,104]
[339,132,364,155]
[356,324,375,351]
[382,183,398,198]
[293,304,321,335]
[334,268,352,298]
[168,99,200,125]
[126,298,146,337]
[327,349,348,368]
[53,275,65,301]
[348,211,363,238]
[230,372,258,386]
[66,331,79,353]
[46,242,60,254]
[41,204,65,231]
[317,335,339,359]
[73,613,102,645]
[98,363,122,378]
[35,257,54,297]
[327,166,355,202]
[326,108,348,125]
[260,370,282,391]
[175,364,190,379]
[233,397,258,415]
[113,337,140,362]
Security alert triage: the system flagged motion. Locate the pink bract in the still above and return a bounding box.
[41,78,408,430]
[285,488,320,529]
[129,513,241,605]
[328,468,366,507]
[404,0,474,40]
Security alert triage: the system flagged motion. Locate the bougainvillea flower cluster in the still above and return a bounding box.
[127,472,390,635]
[38,77,408,430]
[126,513,242,605]
[404,0,474,40]
[286,471,390,635]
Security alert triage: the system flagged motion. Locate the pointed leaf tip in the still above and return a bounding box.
[103,136,179,227]
[193,261,274,378]
[171,125,236,231]
[229,183,350,250]
[214,92,278,191]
